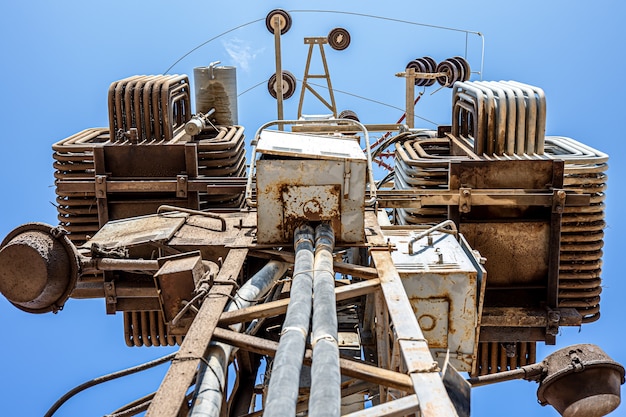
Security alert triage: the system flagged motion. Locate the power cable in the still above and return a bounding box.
[43,352,176,417]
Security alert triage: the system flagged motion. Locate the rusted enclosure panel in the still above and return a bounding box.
[256,130,366,244]
[460,222,550,288]
[382,227,485,373]
[154,252,204,325]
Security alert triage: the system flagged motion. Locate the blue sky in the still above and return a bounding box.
[1,1,625,416]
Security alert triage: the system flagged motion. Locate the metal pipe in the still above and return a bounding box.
[264,225,315,416]
[157,205,226,231]
[309,223,340,417]
[468,361,545,387]
[188,260,289,417]
[80,257,160,274]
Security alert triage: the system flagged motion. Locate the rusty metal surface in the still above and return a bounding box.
[537,344,625,416]
[382,226,484,373]
[154,252,204,325]
[0,223,79,313]
[256,156,366,244]
[365,211,460,417]
[82,212,187,250]
[145,248,248,417]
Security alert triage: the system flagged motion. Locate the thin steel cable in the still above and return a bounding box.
[162,18,264,74]
[305,80,439,126]
[43,352,176,417]
[289,9,481,35]
[162,10,484,76]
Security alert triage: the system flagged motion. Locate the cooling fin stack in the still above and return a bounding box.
[452,80,546,156]
[193,125,247,210]
[123,311,184,347]
[392,81,608,375]
[544,136,608,324]
[53,75,247,245]
[108,74,192,142]
[53,128,109,244]
[393,135,452,225]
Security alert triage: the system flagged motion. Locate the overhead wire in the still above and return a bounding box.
[162,18,264,74]
[162,9,484,77]
[43,352,177,417]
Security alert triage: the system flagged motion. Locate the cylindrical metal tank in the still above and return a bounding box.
[193,63,238,126]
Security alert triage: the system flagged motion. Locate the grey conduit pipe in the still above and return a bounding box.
[309,223,340,417]
[264,225,315,417]
[188,260,289,417]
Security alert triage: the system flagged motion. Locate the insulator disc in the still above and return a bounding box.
[453,56,471,81]
[436,60,457,87]
[406,59,427,86]
[265,9,292,35]
[267,71,297,99]
[422,56,437,73]
[447,57,466,85]
[328,27,351,50]
[338,109,360,122]
[416,57,437,86]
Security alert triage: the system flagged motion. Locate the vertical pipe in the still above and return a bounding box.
[405,67,415,129]
[274,16,284,125]
[264,225,315,416]
[309,223,341,417]
[188,260,289,417]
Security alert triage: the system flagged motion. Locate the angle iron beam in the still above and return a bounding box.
[212,327,413,393]
[376,189,590,209]
[480,307,582,327]
[249,249,379,279]
[218,278,380,326]
[365,211,459,417]
[145,248,248,417]
[342,394,420,417]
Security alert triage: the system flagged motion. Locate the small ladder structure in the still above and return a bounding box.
[297,37,338,119]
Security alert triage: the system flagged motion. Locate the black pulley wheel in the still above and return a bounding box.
[267,71,297,99]
[328,27,351,50]
[265,9,292,35]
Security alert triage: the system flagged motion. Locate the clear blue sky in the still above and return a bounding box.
[1,1,625,416]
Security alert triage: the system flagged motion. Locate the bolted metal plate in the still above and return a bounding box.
[83,213,187,250]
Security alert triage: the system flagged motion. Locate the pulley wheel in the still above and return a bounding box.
[265,9,292,35]
[453,56,471,81]
[267,70,297,99]
[328,27,351,50]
